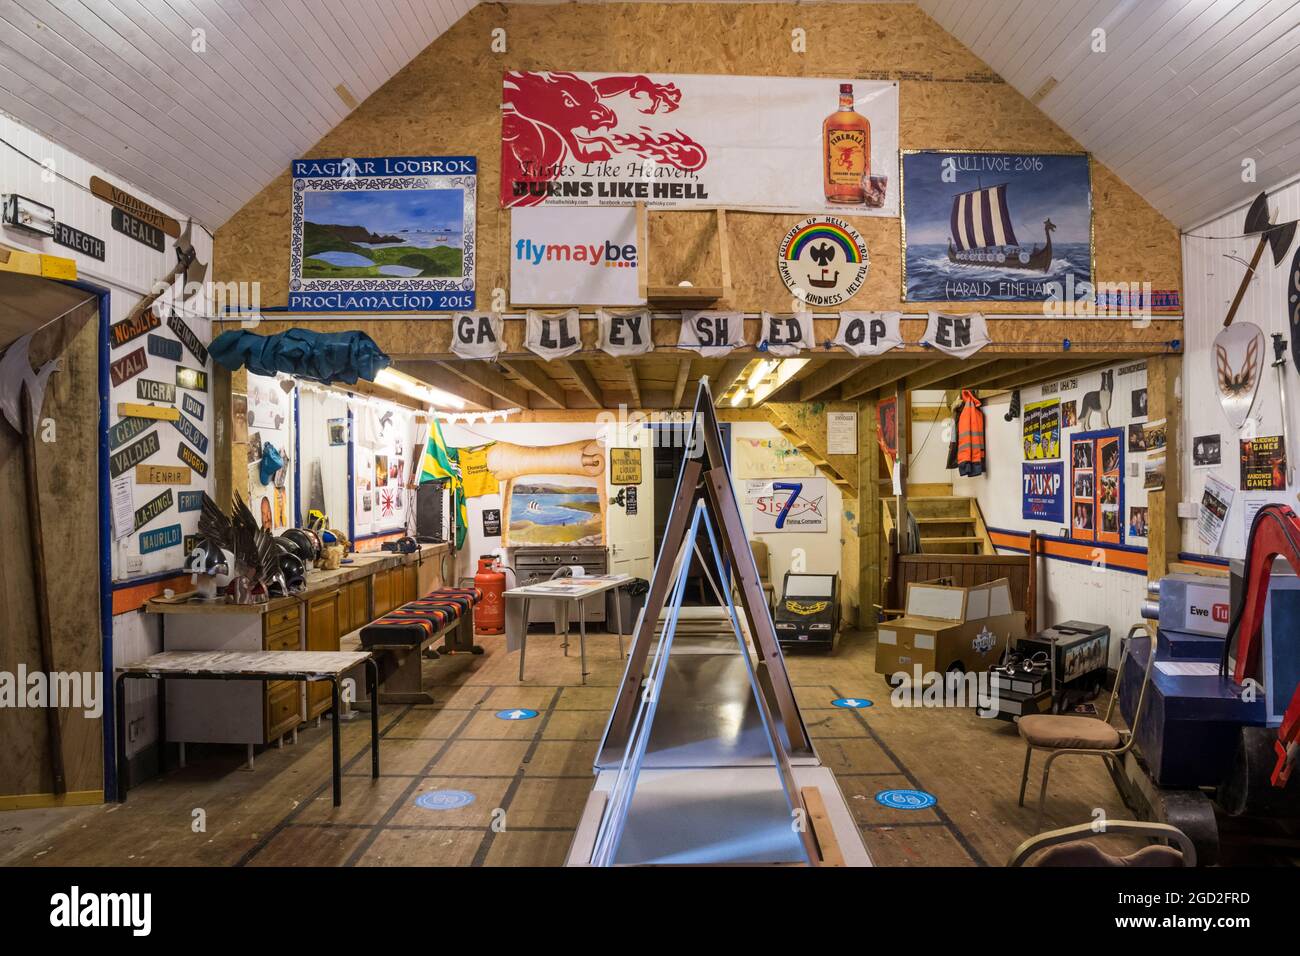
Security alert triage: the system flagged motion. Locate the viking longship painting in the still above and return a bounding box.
[902,151,1092,303]
[946,182,1055,272]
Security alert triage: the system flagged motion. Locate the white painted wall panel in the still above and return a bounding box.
[1179,178,1300,559]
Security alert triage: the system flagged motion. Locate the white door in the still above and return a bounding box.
[605,423,654,580]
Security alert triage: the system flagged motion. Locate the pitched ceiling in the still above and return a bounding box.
[0,0,478,228]
[918,0,1300,227]
[2,1,1296,230]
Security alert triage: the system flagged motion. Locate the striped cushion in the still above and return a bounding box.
[359,586,483,648]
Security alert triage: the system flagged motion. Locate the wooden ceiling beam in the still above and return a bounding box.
[562,359,605,406]
[501,359,569,409]
[391,360,494,410]
[672,357,692,408]
[623,362,643,408]
[841,359,937,400]
[902,356,999,392]
[435,360,531,409]
[801,358,873,401]
[713,356,751,404]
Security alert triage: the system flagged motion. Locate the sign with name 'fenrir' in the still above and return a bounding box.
[289,156,476,312]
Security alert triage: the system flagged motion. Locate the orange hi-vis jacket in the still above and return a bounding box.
[956,389,986,477]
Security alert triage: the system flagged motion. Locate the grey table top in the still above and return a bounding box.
[117,650,372,679]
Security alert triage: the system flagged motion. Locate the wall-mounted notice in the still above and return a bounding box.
[1022,461,1064,523]
[1198,473,1233,550]
[827,411,857,455]
[1240,435,1286,491]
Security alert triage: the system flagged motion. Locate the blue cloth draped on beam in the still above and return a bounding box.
[209,329,391,385]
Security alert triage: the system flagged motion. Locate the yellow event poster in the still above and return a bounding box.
[1023,399,1061,461]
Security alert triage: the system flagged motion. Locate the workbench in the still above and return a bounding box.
[115,650,379,807]
[145,543,448,751]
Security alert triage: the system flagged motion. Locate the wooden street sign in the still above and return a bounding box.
[176,366,208,392]
[112,208,164,252]
[171,411,208,454]
[90,175,181,238]
[134,489,174,530]
[117,402,180,422]
[110,347,148,387]
[147,334,182,361]
[109,310,161,349]
[136,463,191,485]
[110,429,161,479]
[177,441,208,477]
[167,311,209,365]
[137,378,176,403]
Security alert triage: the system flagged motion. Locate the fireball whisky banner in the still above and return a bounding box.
[501,72,899,216]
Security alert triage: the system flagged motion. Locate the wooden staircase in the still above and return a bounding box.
[882,484,995,555]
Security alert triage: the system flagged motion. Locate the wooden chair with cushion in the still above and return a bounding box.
[1017,624,1153,829]
[1008,820,1196,867]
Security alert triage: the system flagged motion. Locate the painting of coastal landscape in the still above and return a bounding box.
[506,481,604,546]
[289,155,477,312]
[301,190,464,279]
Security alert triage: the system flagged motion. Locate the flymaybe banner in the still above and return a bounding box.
[511,206,644,306]
[501,72,899,215]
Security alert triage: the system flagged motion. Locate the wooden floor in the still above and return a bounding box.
[0,628,1135,867]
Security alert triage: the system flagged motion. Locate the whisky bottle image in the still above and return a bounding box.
[823,83,871,204]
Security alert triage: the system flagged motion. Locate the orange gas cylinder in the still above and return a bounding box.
[474,556,506,634]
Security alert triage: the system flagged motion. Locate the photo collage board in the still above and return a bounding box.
[1070,428,1124,546]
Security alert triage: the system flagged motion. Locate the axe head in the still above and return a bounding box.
[176,219,209,290]
[1243,190,1298,266]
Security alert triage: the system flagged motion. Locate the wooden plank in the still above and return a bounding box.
[672,357,692,408]
[902,357,998,391]
[716,208,732,295]
[800,786,845,867]
[801,358,871,401]
[712,356,750,403]
[623,362,642,408]
[501,360,568,409]
[563,359,605,406]
[842,359,937,400]
[435,360,531,409]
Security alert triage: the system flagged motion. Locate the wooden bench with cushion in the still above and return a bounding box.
[353,586,482,704]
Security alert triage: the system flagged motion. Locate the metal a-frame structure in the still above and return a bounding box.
[583,379,848,866]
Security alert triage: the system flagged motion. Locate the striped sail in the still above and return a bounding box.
[949,184,1018,251]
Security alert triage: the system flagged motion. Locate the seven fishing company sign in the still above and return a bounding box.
[501,72,898,215]
[289,156,477,312]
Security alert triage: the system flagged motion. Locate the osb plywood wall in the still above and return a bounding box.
[0,301,104,799]
[214,2,1181,315]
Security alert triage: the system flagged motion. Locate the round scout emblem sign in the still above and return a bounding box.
[778,216,870,308]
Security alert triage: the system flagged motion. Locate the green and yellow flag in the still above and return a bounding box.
[419,417,467,550]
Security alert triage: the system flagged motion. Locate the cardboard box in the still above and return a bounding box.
[875,577,1026,679]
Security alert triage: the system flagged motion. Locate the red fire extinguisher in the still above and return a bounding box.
[474,556,506,634]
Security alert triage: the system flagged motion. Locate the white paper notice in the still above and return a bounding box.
[827,411,857,455]
[1197,474,1233,550]
[111,475,135,541]
[1155,661,1221,678]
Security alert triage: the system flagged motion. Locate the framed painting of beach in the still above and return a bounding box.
[901,151,1092,303]
[289,156,477,312]
[504,478,604,547]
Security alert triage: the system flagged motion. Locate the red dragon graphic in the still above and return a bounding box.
[501,71,708,207]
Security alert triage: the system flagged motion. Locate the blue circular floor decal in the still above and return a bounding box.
[832,697,873,709]
[415,790,476,811]
[495,708,539,721]
[875,789,937,811]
